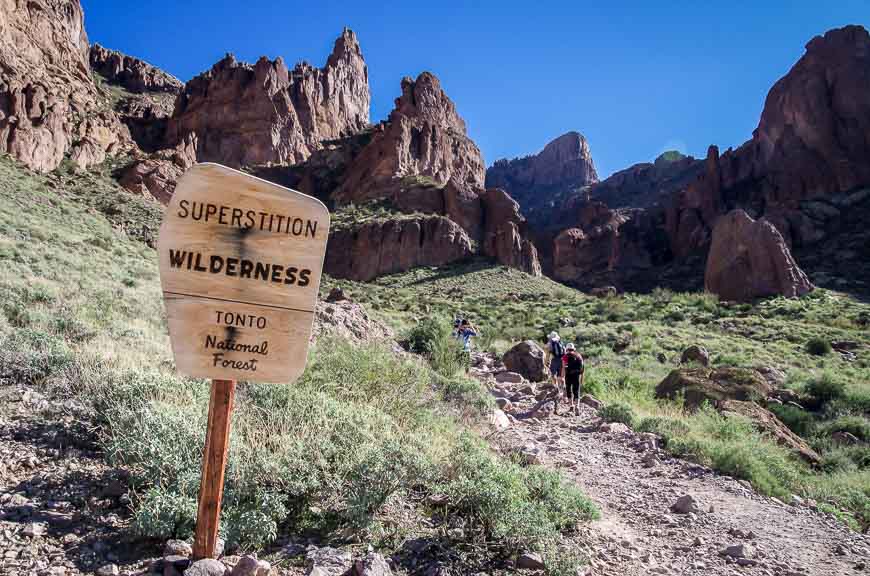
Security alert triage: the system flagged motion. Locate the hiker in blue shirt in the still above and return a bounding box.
[457,318,477,352]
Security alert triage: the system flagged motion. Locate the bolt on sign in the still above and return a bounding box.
[157,163,329,560]
[158,163,330,383]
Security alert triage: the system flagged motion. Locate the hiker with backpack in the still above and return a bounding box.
[561,343,585,415]
[457,318,478,352]
[546,331,565,399]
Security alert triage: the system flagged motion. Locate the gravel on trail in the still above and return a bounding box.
[472,351,870,576]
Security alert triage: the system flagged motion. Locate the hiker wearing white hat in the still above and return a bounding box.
[546,331,565,399]
[561,342,585,415]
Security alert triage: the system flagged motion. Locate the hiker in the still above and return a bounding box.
[561,343,585,415]
[545,331,565,400]
[452,318,462,340]
[457,318,478,352]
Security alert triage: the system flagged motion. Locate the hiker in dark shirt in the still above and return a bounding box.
[546,331,566,403]
[561,343,585,415]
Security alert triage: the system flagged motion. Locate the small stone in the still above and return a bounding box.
[720,544,752,559]
[495,371,523,384]
[164,540,193,557]
[186,559,227,576]
[352,552,392,576]
[96,564,120,576]
[516,552,545,570]
[22,522,46,538]
[670,495,700,515]
[579,394,603,410]
[495,397,512,411]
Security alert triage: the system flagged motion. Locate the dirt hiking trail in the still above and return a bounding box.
[474,352,870,576]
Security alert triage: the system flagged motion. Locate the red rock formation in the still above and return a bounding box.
[480,188,541,276]
[163,28,369,168]
[89,43,183,94]
[0,0,131,171]
[705,209,814,301]
[333,72,485,205]
[324,215,474,281]
[486,131,598,224]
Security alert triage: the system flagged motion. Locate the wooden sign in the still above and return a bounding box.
[158,163,330,384]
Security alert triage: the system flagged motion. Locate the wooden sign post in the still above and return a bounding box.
[157,163,330,559]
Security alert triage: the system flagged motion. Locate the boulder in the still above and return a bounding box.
[186,559,226,576]
[680,345,710,367]
[502,341,547,383]
[831,430,861,446]
[719,400,821,464]
[670,495,700,514]
[494,371,524,384]
[312,299,395,345]
[305,547,352,576]
[705,210,814,302]
[654,367,774,409]
[516,552,546,570]
[164,29,369,168]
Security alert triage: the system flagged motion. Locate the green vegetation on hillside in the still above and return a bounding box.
[326,260,870,528]
[0,155,596,572]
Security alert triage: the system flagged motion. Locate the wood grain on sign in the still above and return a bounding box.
[158,163,330,383]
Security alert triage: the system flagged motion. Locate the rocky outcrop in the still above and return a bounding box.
[705,209,814,302]
[324,215,473,281]
[89,43,183,94]
[654,367,774,409]
[333,72,485,205]
[480,188,541,276]
[163,28,369,168]
[667,26,870,258]
[502,341,547,383]
[0,0,131,171]
[552,204,666,288]
[719,400,821,465]
[486,132,598,224]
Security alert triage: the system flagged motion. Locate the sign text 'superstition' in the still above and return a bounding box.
[157,163,330,383]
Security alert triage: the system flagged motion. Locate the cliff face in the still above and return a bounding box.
[332,72,486,205]
[552,25,870,296]
[486,131,598,226]
[163,28,369,168]
[89,43,183,94]
[0,0,131,171]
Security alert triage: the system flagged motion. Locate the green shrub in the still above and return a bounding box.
[0,328,73,386]
[435,374,492,416]
[599,403,636,427]
[818,416,870,442]
[805,373,847,409]
[405,317,468,377]
[769,404,816,437]
[440,436,597,551]
[132,488,197,540]
[806,337,832,356]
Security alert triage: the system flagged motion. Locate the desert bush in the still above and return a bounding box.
[0,328,73,386]
[805,373,847,409]
[405,317,468,376]
[600,403,636,427]
[806,336,832,356]
[817,416,870,442]
[440,435,597,551]
[435,373,492,416]
[769,404,816,437]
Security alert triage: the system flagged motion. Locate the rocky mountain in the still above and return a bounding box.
[163,28,369,169]
[0,0,132,171]
[549,25,870,297]
[289,71,541,279]
[486,131,598,226]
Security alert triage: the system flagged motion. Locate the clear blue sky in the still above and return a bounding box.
[81,1,868,178]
